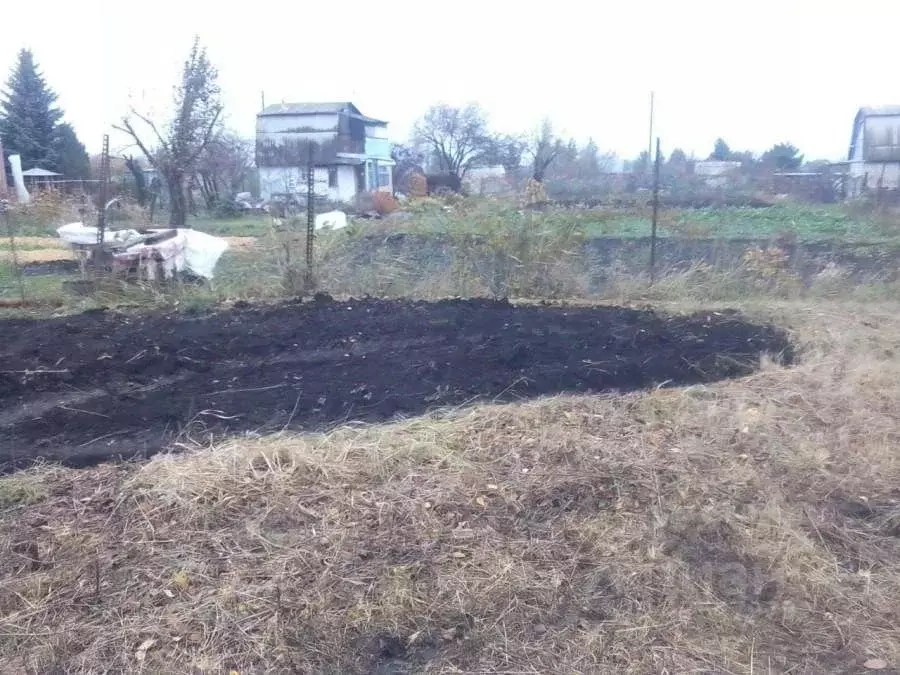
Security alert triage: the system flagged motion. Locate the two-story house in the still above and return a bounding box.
[255,102,393,203]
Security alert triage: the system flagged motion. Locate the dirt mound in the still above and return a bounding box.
[0,298,792,469]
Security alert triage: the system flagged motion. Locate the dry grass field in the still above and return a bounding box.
[0,298,898,673]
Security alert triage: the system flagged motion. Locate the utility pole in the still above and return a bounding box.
[648,91,655,169]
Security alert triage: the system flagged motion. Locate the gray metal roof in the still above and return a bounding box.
[258,101,386,125]
[856,105,900,118]
[21,167,61,177]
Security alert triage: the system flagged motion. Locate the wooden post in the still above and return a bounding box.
[0,139,7,194]
[650,137,661,285]
[2,203,25,302]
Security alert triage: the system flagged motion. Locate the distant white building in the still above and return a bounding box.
[255,102,393,203]
[463,166,510,195]
[693,160,742,188]
[847,106,900,196]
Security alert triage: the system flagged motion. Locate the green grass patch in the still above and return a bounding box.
[561,203,891,241]
[186,215,272,237]
[386,199,896,243]
[0,475,48,508]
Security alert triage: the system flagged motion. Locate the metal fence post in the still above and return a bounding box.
[305,143,315,292]
[650,137,661,285]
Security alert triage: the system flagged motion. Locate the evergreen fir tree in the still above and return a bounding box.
[0,49,64,170]
[54,123,91,179]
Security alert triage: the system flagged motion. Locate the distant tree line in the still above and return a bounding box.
[396,103,810,195]
[623,137,805,175]
[707,137,804,171]
[393,103,619,193]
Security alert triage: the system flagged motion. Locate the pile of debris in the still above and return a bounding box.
[56,222,229,282]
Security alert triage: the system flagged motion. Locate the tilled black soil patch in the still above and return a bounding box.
[21,260,80,277]
[0,298,792,470]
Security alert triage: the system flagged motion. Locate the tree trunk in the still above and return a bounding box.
[187,176,198,217]
[198,172,216,210]
[124,157,148,206]
[166,170,187,227]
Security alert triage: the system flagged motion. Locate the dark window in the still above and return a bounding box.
[328,167,338,188]
[377,165,391,188]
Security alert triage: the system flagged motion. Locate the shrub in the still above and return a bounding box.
[742,246,789,279]
[370,191,399,216]
[523,178,548,206]
[450,208,587,299]
[212,198,243,219]
[408,173,427,198]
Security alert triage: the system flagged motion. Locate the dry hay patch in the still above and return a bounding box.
[0,302,899,673]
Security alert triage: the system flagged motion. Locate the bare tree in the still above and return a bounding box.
[486,134,526,177]
[529,119,562,182]
[596,151,618,173]
[413,103,493,182]
[196,132,253,209]
[116,37,222,226]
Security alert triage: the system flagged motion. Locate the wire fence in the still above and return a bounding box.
[2,162,900,309]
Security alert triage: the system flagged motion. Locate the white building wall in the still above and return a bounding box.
[334,165,358,203]
[864,116,900,155]
[849,116,900,195]
[850,124,865,162]
[849,162,900,189]
[463,166,508,194]
[259,167,330,200]
[259,166,361,203]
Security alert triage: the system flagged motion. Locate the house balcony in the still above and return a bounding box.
[256,135,365,167]
[364,137,391,160]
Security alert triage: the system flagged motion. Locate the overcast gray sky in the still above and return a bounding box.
[3,0,898,161]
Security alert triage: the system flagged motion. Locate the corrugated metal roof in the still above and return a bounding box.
[849,106,900,160]
[258,101,386,125]
[21,167,61,176]
[259,102,350,116]
[857,105,900,118]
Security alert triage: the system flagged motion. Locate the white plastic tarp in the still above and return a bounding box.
[56,224,229,279]
[315,210,347,230]
[179,229,230,279]
[57,222,141,246]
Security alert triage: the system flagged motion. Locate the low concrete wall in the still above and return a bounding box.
[583,237,900,284]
